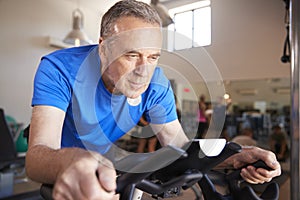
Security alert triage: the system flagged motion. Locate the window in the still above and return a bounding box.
[168,0,211,51]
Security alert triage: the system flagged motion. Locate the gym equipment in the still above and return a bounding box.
[281,0,290,63]
[0,108,26,198]
[40,139,279,200]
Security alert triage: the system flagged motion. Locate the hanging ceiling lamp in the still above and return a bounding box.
[63,8,92,46]
[150,0,174,27]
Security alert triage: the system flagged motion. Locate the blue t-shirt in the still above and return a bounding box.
[32,45,177,153]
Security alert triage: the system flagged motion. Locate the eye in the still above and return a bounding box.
[148,55,160,62]
[125,53,140,60]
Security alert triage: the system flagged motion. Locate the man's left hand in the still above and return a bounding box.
[231,146,281,184]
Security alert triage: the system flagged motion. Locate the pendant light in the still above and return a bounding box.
[63,8,92,46]
[150,0,174,27]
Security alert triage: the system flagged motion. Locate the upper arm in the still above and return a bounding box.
[32,58,71,111]
[151,120,188,148]
[29,105,66,149]
[30,57,71,149]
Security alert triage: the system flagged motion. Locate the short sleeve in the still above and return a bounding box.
[32,57,72,112]
[144,68,177,124]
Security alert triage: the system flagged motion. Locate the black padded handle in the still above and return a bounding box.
[150,141,242,183]
[227,160,279,200]
[116,145,186,194]
[40,184,54,200]
[226,160,274,181]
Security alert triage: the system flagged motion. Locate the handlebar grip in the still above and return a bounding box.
[226,160,273,181]
[226,160,279,200]
[251,160,273,170]
[116,145,186,194]
[40,184,54,200]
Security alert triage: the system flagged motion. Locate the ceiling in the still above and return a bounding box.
[160,0,201,9]
[80,0,199,13]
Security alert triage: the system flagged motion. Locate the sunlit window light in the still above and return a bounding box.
[167,0,211,51]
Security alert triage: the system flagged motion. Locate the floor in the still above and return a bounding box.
[0,176,42,200]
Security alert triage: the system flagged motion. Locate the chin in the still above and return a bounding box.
[126,92,141,99]
[125,88,146,99]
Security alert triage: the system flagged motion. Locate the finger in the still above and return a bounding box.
[266,160,281,176]
[79,170,116,200]
[240,167,266,184]
[253,158,281,181]
[263,154,280,169]
[53,182,74,200]
[242,165,276,184]
[255,148,281,172]
[240,168,262,184]
[52,192,69,200]
[113,194,120,200]
[256,167,281,181]
[71,181,88,200]
[54,171,89,200]
[97,158,117,192]
[97,164,117,192]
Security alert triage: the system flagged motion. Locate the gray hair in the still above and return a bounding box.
[100,0,162,38]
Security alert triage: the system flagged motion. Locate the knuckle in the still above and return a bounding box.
[267,153,275,161]
[278,170,282,176]
[53,187,67,200]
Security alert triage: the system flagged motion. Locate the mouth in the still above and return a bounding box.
[128,81,146,90]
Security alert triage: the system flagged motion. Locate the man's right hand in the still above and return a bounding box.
[52,151,118,200]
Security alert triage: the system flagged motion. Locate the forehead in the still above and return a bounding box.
[102,26,162,60]
[113,16,160,33]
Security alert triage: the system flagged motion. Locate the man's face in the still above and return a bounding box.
[99,16,162,99]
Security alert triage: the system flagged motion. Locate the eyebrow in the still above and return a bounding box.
[125,50,161,57]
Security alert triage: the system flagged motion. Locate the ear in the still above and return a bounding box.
[98,37,109,71]
[98,37,106,57]
[99,37,103,44]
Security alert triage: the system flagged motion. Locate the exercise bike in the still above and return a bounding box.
[40,139,279,200]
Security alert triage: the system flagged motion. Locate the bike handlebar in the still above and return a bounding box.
[40,139,279,200]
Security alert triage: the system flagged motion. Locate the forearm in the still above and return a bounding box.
[216,149,242,169]
[218,145,280,170]
[218,146,259,168]
[26,145,90,184]
[153,120,189,148]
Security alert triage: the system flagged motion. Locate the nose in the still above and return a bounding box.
[134,57,149,76]
[134,64,148,77]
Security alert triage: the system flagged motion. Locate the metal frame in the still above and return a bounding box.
[290,0,300,199]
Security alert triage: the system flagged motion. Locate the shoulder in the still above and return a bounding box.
[38,45,99,77]
[47,44,98,56]
[42,45,99,66]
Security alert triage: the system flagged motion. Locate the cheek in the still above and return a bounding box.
[147,65,157,76]
[111,60,134,80]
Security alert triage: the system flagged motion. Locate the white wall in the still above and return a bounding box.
[0,0,103,124]
[207,0,290,80]
[163,0,290,82]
